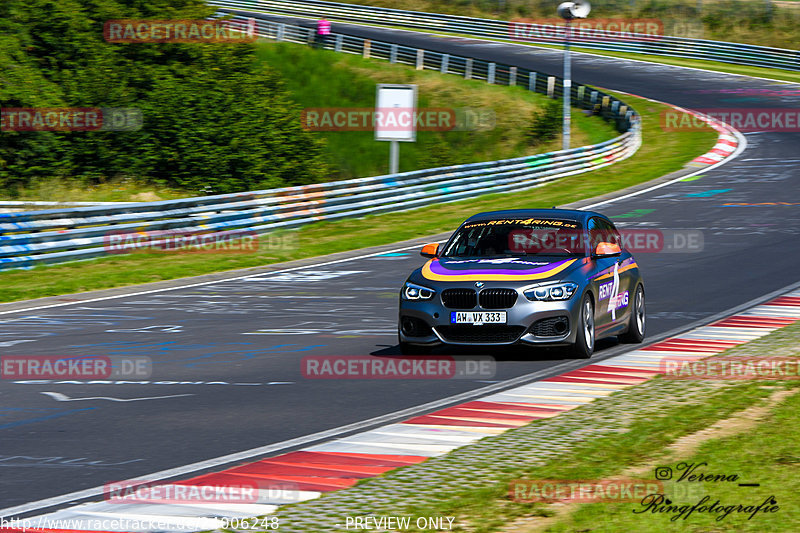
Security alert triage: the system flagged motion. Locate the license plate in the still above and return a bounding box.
[450,311,507,325]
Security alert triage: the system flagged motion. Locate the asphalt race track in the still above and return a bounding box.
[2,16,799,514]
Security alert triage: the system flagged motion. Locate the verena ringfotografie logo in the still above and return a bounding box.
[105,481,258,504]
[301,107,495,132]
[660,357,800,380]
[1,108,142,132]
[103,19,256,43]
[302,356,495,379]
[509,18,663,43]
[104,229,261,254]
[662,108,800,132]
[1,356,152,380]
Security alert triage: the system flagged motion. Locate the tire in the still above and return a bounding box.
[571,294,595,359]
[619,284,646,343]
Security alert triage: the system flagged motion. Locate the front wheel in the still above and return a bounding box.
[571,294,595,359]
[619,285,646,343]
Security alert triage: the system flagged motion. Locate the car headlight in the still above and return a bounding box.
[524,281,578,301]
[402,282,435,301]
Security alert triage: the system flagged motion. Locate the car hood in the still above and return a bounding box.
[419,257,583,283]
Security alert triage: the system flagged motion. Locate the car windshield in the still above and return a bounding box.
[442,218,585,258]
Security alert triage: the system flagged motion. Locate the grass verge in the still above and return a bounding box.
[255,43,617,179]
[0,91,717,303]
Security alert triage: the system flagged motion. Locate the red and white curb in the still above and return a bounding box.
[683,110,740,167]
[7,289,800,533]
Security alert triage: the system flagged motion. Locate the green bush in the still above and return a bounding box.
[525,99,561,146]
[0,0,330,195]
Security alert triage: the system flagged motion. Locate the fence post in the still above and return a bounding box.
[465,58,473,79]
[590,91,598,106]
[307,28,315,45]
[547,76,555,98]
[335,34,343,52]
[509,66,517,86]
[363,39,371,58]
[390,44,397,63]
[487,62,496,84]
[276,24,285,42]
[529,72,537,92]
[441,54,449,74]
[577,85,585,102]
[416,49,424,70]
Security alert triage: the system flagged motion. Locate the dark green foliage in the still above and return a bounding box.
[525,99,561,146]
[0,0,329,194]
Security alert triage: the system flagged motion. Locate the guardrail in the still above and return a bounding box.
[0,17,639,271]
[209,0,800,72]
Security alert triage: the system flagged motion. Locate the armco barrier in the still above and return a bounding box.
[209,0,800,72]
[0,18,639,271]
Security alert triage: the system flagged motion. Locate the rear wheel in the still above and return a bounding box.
[619,285,646,343]
[571,294,595,359]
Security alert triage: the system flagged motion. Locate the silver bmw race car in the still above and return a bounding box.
[398,209,646,357]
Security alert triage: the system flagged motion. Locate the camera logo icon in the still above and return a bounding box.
[655,466,673,480]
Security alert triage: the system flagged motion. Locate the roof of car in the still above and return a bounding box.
[464,209,605,223]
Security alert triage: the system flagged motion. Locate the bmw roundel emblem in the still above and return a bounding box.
[475,281,485,288]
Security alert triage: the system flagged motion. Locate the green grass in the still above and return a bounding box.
[3,177,193,203]
[256,43,618,179]
[0,90,717,303]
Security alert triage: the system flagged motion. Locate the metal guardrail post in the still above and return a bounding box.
[529,72,537,92]
[335,34,343,51]
[416,49,424,70]
[465,58,473,79]
[509,66,517,86]
[547,76,555,98]
[577,85,585,103]
[390,44,397,63]
[441,54,449,74]
[276,23,284,41]
[488,62,496,84]
[363,39,371,58]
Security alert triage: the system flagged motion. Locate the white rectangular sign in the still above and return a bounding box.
[375,84,417,142]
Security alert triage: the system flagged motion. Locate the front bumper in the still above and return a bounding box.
[399,286,582,347]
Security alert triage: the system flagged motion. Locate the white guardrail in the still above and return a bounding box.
[211,0,800,71]
[0,16,640,271]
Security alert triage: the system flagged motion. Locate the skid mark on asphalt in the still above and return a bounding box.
[41,392,194,402]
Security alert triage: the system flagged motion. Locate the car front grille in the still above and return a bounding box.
[436,325,526,344]
[530,316,570,337]
[441,289,477,309]
[479,288,518,309]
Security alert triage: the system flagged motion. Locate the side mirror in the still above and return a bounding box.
[594,242,621,257]
[420,243,440,258]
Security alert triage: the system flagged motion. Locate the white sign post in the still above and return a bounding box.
[375,84,417,174]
